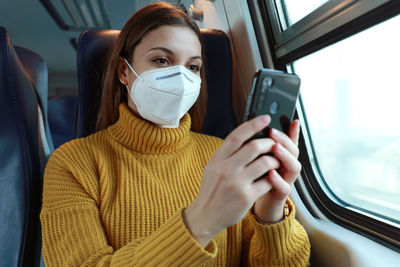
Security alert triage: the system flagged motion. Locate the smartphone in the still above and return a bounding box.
[243,69,301,139]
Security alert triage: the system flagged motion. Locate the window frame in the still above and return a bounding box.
[248,0,400,251]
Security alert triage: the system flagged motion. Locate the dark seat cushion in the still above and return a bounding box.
[48,97,79,149]
[0,26,43,267]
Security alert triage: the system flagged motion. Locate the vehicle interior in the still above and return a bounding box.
[0,0,399,266]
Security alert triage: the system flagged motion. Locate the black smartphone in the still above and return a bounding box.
[243,69,301,139]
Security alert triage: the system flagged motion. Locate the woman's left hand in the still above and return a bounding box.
[253,119,302,223]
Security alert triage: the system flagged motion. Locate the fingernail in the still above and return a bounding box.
[270,169,278,180]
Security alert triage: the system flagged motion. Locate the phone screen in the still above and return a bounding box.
[243,69,301,138]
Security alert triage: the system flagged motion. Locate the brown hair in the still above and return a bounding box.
[96,2,207,132]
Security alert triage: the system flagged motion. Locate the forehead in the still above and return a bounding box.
[134,25,202,57]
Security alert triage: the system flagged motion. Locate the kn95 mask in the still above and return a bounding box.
[124,58,201,128]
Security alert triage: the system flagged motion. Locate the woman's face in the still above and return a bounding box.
[118,25,202,116]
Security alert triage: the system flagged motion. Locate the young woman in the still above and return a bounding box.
[41,2,310,266]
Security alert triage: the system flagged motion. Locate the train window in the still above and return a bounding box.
[249,0,400,248]
[293,14,400,223]
[276,0,328,29]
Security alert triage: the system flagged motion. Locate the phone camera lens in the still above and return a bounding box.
[263,78,273,88]
[270,102,279,114]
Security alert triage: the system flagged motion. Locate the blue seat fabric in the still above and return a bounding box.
[200,29,237,138]
[48,96,79,149]
[0,26,43,267]
[15,46,54,152]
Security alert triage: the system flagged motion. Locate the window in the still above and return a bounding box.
[293,14,400,223]
[248,0,400,248]
[276,0,328,29]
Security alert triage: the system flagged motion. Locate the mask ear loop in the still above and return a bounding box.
[124,58,141,79]
[123,58,140,104]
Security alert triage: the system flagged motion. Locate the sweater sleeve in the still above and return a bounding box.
[240,198,311,266]
[40,145,217,267]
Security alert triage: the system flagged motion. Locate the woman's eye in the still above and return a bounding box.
[188,64,200,72]
[152,58,169,65]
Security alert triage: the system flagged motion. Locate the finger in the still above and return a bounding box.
[244,155,280,182]
[269,125,299,158]
[229,138,275,167]
[272,143,302,184]
[267,170,291,200]
[288,119,300,146]
[251,177,273,200]
[214,115,271,159]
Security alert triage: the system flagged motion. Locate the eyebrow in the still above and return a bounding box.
[147,47,202,60]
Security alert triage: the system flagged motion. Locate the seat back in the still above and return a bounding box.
[76,30,119,138]
[15,46,49,123]
[15,46,54,160]
[0,26,46,267]
[76,29,237,138]
[200,29,237,138]
[48,96,79,148]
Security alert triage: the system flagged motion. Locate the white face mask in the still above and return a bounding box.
[124,58,201,128]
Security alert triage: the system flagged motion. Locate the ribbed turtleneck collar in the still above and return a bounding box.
[107,103,192,154]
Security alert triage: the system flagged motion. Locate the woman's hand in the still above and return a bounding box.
[253,120,302,223]
[183,115,281,247]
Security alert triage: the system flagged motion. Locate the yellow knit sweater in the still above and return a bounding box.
[41,103,310,266]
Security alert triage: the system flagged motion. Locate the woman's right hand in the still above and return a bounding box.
[183,115,280,247]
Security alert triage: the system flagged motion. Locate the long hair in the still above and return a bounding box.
[96,2,207,132]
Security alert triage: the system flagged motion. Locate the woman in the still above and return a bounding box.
[41,2,310,266]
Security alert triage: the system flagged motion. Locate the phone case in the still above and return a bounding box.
[243,69,301,138]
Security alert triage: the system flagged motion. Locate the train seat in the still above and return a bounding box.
[15,46,54,164]
[47,96,78,149]
[0,26,49,267]
[15,43,77,151]
[76,29,237,138]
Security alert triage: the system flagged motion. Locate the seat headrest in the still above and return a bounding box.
[15,46,54,152]
[200,29,237,138]
[15,46,49,118]
[77,30,119,138]
[76,28,236,138]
